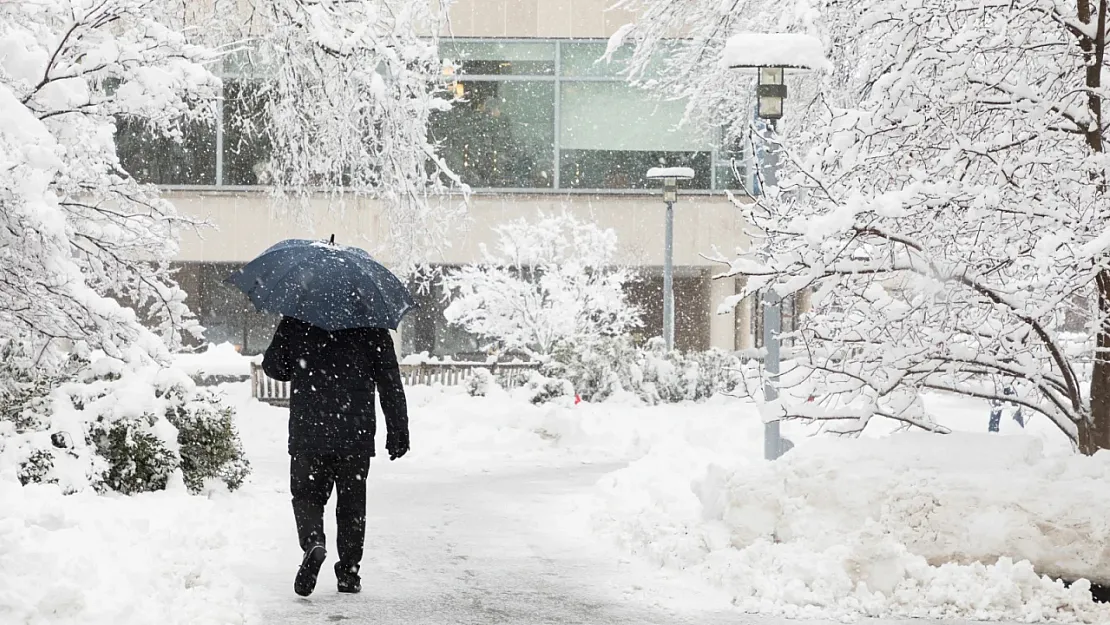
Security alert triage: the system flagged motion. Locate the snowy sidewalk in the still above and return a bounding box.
[225,393,743,624]
[221,392,1031,625]
[229,456,1031,625]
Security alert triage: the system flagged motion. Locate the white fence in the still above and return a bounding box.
[250,361,540,405]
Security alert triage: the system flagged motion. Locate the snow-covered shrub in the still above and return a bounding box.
[0,344,250,495]
[89,414,178,494]
[444,212,641,357]
[162,385,250,493]
[465,368,497,397]
[545,337,750,405]
[525,372,576,406]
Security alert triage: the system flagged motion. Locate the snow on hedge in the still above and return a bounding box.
[591,432,1110,622]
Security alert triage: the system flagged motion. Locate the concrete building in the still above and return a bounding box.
[133,1,800,355]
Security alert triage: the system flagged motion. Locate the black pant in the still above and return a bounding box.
[290,452,371,569]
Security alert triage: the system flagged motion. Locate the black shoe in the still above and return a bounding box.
[336,562,361,594]
[294,544,327,597]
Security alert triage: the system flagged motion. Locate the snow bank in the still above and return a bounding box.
[173,343,251,378]
[0,476,256,625]
[592,431,1110,622]
[404,383,776,470]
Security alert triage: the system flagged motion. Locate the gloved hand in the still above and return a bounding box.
[386,430,409,461]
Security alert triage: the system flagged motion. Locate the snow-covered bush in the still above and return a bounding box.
[543,337,752,405]
[444,212,642,357]
[525,372,576,406]
[90,414,179,495]
[161,384,250,493]
[465,368,497,397]
[0,344,249,495]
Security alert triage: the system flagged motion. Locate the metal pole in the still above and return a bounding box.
[762,117,784,460]
[663,200,675,351]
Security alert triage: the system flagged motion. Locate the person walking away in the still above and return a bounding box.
[262,316,410,597]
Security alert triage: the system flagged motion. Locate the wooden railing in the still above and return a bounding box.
[250,361,540,405]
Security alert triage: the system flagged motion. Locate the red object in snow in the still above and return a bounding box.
[574,394,582,405]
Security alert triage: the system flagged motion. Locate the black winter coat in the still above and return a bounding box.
[262,316,409,455]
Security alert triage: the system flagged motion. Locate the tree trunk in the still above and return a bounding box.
[1079,0,1110,455]
[1084,271,1110,454]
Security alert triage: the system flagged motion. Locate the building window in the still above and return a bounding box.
[434,38,734,192]
[558,81,711,189]
[116,39,751,191]
[430,80,555,189]
[440,40,556,76]
[115,117,216,185]
[223,79,273,186]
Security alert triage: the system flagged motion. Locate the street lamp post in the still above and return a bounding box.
[757,66,787,461]
[722,32,830,460]
[646,167,695,352]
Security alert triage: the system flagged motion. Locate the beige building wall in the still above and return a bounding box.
[169,190,748,351]
[444,0,636,38]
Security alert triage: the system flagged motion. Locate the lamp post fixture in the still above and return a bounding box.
[722,32,830,460]
[646,166,695,352]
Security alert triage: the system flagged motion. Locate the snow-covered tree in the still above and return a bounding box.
[617,0,1110,453]
[1,0,221,361]
[199,0,462,268]
[443,213,641,357]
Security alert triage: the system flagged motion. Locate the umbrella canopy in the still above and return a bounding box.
[227,237,416,331]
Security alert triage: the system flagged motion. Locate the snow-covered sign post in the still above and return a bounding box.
[646,166,696,352]
[721,32,830,461]
[614,0,1110,454]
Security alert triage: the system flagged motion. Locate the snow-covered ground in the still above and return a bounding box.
[2,351,1107,624]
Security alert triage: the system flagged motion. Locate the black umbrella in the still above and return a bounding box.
[227,236,416,331]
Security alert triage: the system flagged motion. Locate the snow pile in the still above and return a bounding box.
[0,476,256,625]
[173,343,252,379]
[591,432,1110,621]
[401,385,769,470]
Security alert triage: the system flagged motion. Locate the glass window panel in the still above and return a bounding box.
[223,79,274,186]
[429,80,555,189]
[560,149,710,189]
[559,41,675,78]
[115,117,216,185]
[558,81,711,189]
[440,41,555,75]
